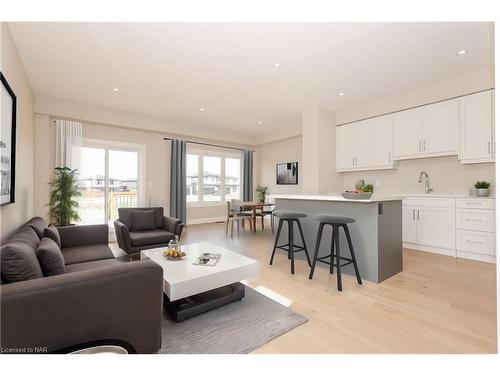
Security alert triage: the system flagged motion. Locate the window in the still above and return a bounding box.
[76,140,145,227]
[186,149,242,205]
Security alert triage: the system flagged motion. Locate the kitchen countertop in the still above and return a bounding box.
[269,193,495,203]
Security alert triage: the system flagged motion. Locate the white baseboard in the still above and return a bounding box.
[403,242,455,257]
[187,216,227,225]
[456,251,496,264]
[404,242,497,263]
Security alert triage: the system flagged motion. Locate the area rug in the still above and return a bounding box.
[159,286,307,354]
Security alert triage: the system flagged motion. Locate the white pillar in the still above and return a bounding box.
[301,107,342,194]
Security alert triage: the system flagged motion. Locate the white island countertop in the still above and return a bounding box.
[270,194,404,203]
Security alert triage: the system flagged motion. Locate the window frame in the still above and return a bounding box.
[186,146,242,207]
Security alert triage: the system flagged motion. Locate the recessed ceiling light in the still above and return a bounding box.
[200,108,205,112]
[339,92,345,97]
[113,88,119,92]
[274,62,281,68]
[258,121,263,125]
[457,49,467,55]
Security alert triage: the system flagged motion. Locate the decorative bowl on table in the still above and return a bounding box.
[162,248,186,260]
[341,191,373,200]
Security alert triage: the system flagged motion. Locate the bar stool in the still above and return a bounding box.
[269,210,311,274]
[308,214,362,291]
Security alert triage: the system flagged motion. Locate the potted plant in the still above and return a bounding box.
[256,185,268,204]
[49,167,81,226]
[474,181,491,197]
[362,184,374,193]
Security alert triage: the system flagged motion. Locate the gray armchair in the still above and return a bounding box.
[114,207,184,257]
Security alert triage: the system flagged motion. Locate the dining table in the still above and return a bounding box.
[241,201,274,233]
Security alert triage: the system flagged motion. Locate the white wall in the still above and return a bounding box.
[258,136,302,196]
[338,68,496,195]
[0,23,35,239]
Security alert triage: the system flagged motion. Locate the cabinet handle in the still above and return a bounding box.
[423,140,426,151]
[417,210,420,220]
[355,157,358,166]
[465,218,483,222]
[418,141,422,152]
[488,142,491,154]
[352,157,354,166]
[412,209,415,220]
[465,239,483,245]
[388,153,391,163]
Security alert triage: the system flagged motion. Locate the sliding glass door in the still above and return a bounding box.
[76,140,143,227]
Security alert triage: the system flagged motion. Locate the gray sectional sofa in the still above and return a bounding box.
[0,217,164,354]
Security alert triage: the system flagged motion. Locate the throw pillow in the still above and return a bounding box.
[43,225,62,248]
[131,210,156,231]
[1,241,44,283]
[36,237,65,277]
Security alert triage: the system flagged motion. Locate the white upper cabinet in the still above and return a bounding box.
[393,98,459,160]
[371,115,393,168]
[422,98,459,155]
[393,107,422,159]
[459,90,494,164]
[336,116,394,172]
[336,124,357,170]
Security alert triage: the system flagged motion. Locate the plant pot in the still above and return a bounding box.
[257,192,266,204]
[476,188,489,197]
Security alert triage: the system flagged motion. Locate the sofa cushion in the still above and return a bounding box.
[131,210,157,232]
[61,244,115,265]
[118,207,164,229]
[1,240,44,283]
[64,258,128,273]
[36,237,65,276]
[43,225,61,248]
[24,217,47,239]
[6,226,40,248]
[130,230,174,247]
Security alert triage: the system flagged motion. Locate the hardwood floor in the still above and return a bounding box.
[117,221,498,353]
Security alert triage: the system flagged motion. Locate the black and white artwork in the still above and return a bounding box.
[1,73,17,206]
[276,162,298,185]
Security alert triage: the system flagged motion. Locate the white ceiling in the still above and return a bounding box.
[8,22,494,136]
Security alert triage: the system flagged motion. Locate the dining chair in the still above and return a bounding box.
[254,205,275,232]
[226,201,254,238]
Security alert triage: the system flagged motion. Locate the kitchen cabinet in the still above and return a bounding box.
[371,115,394,168]
[336,116,393,172]
[402,198,455,255]
[393,99,459,160]
[393,108,422,159]
[459,90,494,164]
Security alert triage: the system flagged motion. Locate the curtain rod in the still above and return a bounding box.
[163,137,255,152]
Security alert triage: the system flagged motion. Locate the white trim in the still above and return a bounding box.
[187,216,227,225]
[403,242,455,257]
[456,250,496,264]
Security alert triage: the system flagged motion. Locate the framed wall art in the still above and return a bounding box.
[1,72,17,206]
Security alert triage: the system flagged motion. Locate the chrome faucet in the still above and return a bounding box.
[418,171,433,194]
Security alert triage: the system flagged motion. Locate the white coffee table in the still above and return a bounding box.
[141,242,258,321]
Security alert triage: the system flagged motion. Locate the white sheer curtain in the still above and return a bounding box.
[55,119,82,170]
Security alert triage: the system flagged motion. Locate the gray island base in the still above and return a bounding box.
[273,195,403,283]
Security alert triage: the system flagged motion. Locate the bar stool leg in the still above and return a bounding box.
[289,220,295,274]
[330,224,336,274]
[296,219,311,267]
[269,219,283,265]
[334,224,342,291]
[308,223,324,279]
[342,224,362,285]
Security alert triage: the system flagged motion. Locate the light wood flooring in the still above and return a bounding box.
[116,221,498,353]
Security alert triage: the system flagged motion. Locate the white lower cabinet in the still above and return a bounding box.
[403,198,455,256]
[403,197,496,263]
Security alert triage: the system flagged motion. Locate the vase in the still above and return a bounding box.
[476,188,489,197]
[257,192,266,203]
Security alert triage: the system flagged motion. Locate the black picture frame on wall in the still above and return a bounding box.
[1,72,17,206]
[276,162,298,185]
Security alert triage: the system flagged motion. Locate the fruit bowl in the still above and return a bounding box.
[341,191,373,200]
[162,249,186,260]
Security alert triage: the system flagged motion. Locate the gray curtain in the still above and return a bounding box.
[243,149,253,201]
[170,139,187,224]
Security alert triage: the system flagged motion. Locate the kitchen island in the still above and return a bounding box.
[271,194,403,283]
